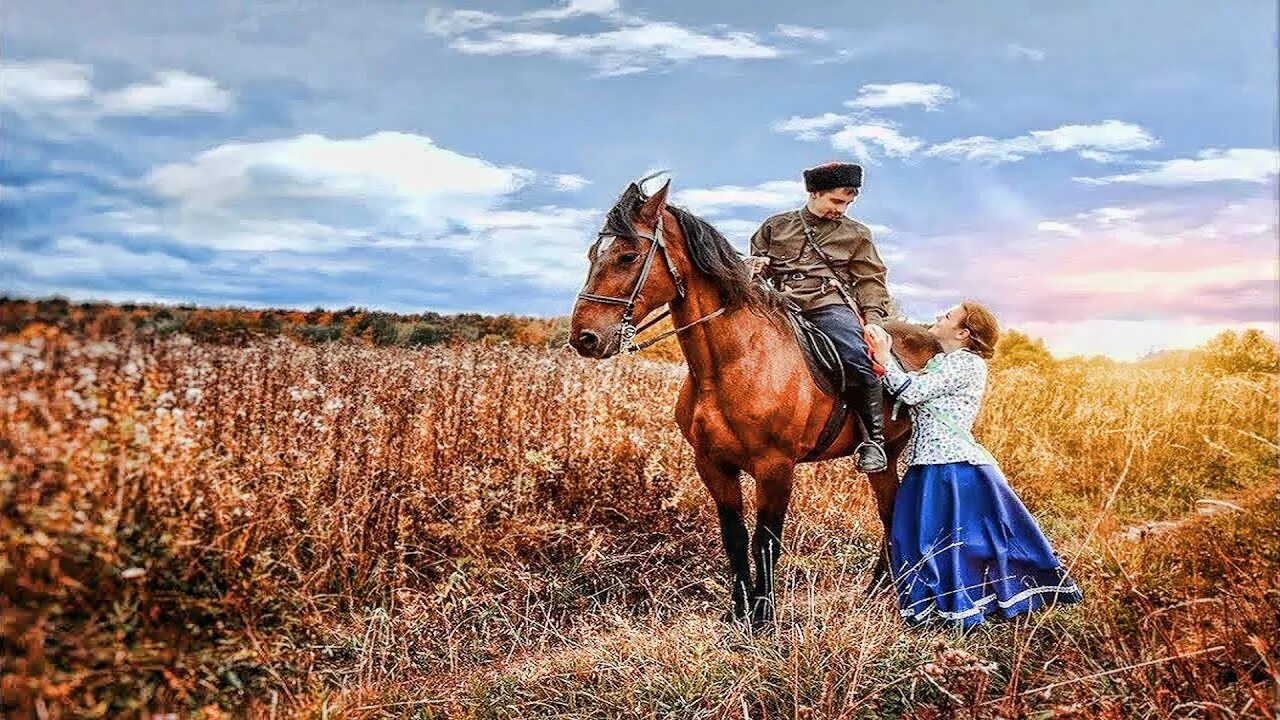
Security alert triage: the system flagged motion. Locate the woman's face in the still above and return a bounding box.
[929,304,971,347]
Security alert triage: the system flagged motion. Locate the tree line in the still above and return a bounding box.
[0,296,572,349]
[2,296,1275,373]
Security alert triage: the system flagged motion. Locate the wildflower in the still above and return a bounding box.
[76,367,98,389]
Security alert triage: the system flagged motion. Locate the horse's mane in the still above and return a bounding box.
[602,182,789,319]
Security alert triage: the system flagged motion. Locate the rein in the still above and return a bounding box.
[627,306,726,353]
[576,214,725,354]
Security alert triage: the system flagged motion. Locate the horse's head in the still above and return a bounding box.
[569,178,686,358]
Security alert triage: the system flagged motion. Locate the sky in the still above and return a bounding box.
[2,1,1278,360]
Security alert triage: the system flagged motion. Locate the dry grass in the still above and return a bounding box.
[1,328,1276,718]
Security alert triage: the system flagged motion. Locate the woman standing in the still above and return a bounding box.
[865,303,1082,629]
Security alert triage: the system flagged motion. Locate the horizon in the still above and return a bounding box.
[2,1,1278,362]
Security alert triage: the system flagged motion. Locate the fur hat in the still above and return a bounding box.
[803,162,863,192]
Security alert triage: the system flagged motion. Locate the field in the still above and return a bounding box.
[2,328,1277,718]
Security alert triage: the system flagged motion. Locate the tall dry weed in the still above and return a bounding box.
[1,332,1275,717]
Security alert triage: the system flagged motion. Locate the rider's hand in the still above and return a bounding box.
[744,255,771,278]
[865,324,893,362]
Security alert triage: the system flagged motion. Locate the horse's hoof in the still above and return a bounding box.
[750,614,774,633]
[750,598,776,631]
[720,607,750,627]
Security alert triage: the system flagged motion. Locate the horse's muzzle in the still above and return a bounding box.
[569,327,622,358]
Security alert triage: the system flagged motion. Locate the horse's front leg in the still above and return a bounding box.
[864,437,904,595]
[749,458,795,629]
[695,456,752,624]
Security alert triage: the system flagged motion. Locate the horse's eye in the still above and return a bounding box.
[618,252,640,265]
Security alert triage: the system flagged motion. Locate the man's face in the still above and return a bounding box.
[809,187,858,220]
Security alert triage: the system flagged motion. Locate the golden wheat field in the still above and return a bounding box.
[2,328,1277,719]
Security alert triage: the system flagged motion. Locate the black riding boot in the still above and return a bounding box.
[850,382,888,473]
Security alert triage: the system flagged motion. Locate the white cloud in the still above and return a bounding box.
[554,174,591,191]
[775,24,827,41]
[6,235,191,279]
[1033,122,1155,153]
[458,206,600,286]
[1082,206,1145,225]
[450,24,778,75]
[0,60,93,110]
[142,131,531,251]
[425,9,504,36]
[845,82,954,111]
[424,1,619,36]
[1075,148,1280,186]
[676,180,804,215]
[1078,149,1125,163]
[129,131,601,288]
[524,0,620,22]
[0,59,231,121]
[98,70,232,115]
[772,112,851,141]
[830,122,923,163]
[772,82,947,161]
[1006,44,1046,62]
[1036,221,1081,237]
[926,120,1157,163]
[428,2,779,75]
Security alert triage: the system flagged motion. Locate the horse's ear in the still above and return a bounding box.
[636,179,670,226]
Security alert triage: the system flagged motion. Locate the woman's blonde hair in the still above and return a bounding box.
[960,301,1000,360]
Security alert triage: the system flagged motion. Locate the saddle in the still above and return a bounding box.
[786,309,845,396]
[783,308,853,462]
[785,307,922,462]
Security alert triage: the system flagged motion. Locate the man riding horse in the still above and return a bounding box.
[570,173,938,627]
[745,162,891,474]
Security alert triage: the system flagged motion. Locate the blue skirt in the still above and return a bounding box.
[889,462,1082,629]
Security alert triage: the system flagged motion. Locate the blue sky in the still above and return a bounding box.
[2,0,1277,358]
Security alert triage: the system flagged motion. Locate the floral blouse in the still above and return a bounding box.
[882,347,994,467]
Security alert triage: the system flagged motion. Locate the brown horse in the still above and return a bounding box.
[569,177,940,628]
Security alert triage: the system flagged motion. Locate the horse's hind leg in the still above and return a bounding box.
[749,459,795,629]
[696,456,752,624]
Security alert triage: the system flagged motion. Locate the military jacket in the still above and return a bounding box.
[748,206,891,322]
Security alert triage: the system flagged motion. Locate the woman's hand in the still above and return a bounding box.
[865,323,893,364]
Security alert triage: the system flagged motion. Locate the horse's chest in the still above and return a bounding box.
[677,390,764,457]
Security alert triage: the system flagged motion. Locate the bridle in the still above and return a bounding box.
[576,214,724,353]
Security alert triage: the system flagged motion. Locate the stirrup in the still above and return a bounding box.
[854,440,888,472]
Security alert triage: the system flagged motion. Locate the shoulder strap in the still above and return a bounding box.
[914,401,1000,467]
[797,209,860,313]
